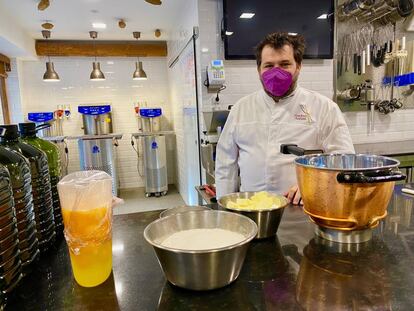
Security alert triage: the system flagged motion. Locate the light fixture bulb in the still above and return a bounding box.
[43,62,60,82]
[90,62,106,81]
[132,61,147,80]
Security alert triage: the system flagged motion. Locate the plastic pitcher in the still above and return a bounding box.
[57,170,113,287]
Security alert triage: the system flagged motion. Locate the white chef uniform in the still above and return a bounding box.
[215,86,355,198]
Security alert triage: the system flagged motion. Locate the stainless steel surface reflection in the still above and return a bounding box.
[144,210,258,290]
[82,113,113,135]
[295,237,392,311]
[315,226,373,243]
[218,192,289,239]
[159,205,211,218]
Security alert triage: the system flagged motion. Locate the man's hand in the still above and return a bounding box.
[284,185,303,205]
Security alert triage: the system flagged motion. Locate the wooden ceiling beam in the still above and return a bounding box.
[0,54,10,66]
[35,40,167,57]
[0,54,11,77]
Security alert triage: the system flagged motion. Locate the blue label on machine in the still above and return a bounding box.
[140,108,162,118]
[212,60,223,66]
[92,145,101,154]
[28,112,54,122]
[78,105,111,115]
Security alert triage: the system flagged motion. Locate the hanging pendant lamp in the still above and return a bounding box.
[133,61,147,80]
[42,30,60,82]
[43,62,60,81]
[132,31,147,80]
[89,31,105,81]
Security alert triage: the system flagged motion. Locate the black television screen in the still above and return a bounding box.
[223,0,334,60]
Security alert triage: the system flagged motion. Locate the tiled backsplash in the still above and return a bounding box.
[6,57,175,189]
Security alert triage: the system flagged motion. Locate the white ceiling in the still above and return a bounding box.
[0,0,191,41]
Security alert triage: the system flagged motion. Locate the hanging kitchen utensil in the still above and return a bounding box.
[398,0,414,16]
[354,53,358,74]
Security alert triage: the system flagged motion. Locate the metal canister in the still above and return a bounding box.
[78,105,113,135]
[140,108,162,133]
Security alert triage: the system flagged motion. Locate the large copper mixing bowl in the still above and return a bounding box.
[295,154,405,231]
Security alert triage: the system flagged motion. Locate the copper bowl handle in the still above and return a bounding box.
[337,170,406,183]
[303,206,358,231]
[367,211,388,227]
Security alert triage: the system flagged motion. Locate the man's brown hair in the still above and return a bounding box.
[255,32,306,67]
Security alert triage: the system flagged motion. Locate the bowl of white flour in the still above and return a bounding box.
[144,210,258,290]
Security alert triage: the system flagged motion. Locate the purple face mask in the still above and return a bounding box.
[261,67,293,97]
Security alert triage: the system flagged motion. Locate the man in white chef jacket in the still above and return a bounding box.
[215,32,355,204]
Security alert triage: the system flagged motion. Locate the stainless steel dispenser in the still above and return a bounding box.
[77,105,119,195]
[201,109,230,184]
[134,108,169,197]
[79,105,113,135]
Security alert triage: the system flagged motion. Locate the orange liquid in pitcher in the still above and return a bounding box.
[62,206,112,287]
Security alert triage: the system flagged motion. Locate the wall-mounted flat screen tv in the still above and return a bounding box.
[223,0,334,60]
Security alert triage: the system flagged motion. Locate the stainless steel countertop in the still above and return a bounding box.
[68,134,123,140]
[131,131,175,137]
[41,136,66,142]
[354,140,414,156]
[41,134,123,141]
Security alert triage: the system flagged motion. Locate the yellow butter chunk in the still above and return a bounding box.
[226,192,283,211]
[235,198,251,206]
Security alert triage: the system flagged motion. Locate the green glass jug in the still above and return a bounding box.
[19,122,63,235]
[0,144,39,271]
[0,162,23,293]
[0,125,55,252]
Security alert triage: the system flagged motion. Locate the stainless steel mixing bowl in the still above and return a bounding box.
[218,192,289,239]
[144,210,258,290]
[159,205,211,218]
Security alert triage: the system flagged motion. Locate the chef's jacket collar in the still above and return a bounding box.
[262,86,300,108]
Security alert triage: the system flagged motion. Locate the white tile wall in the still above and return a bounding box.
[7,57,175,189]
[5,59,24,123]
[197,0,414,145]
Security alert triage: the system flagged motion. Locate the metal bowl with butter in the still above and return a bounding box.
[218,192,289,239]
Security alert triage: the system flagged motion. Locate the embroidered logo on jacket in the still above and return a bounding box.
[295,104,314,124]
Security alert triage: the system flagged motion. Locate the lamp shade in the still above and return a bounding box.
[133,61,147,80]
[90,62,106,81]
[43,62,60,82]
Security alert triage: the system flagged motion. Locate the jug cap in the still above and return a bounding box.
[0,125,19,140]
[18,122,37,137]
